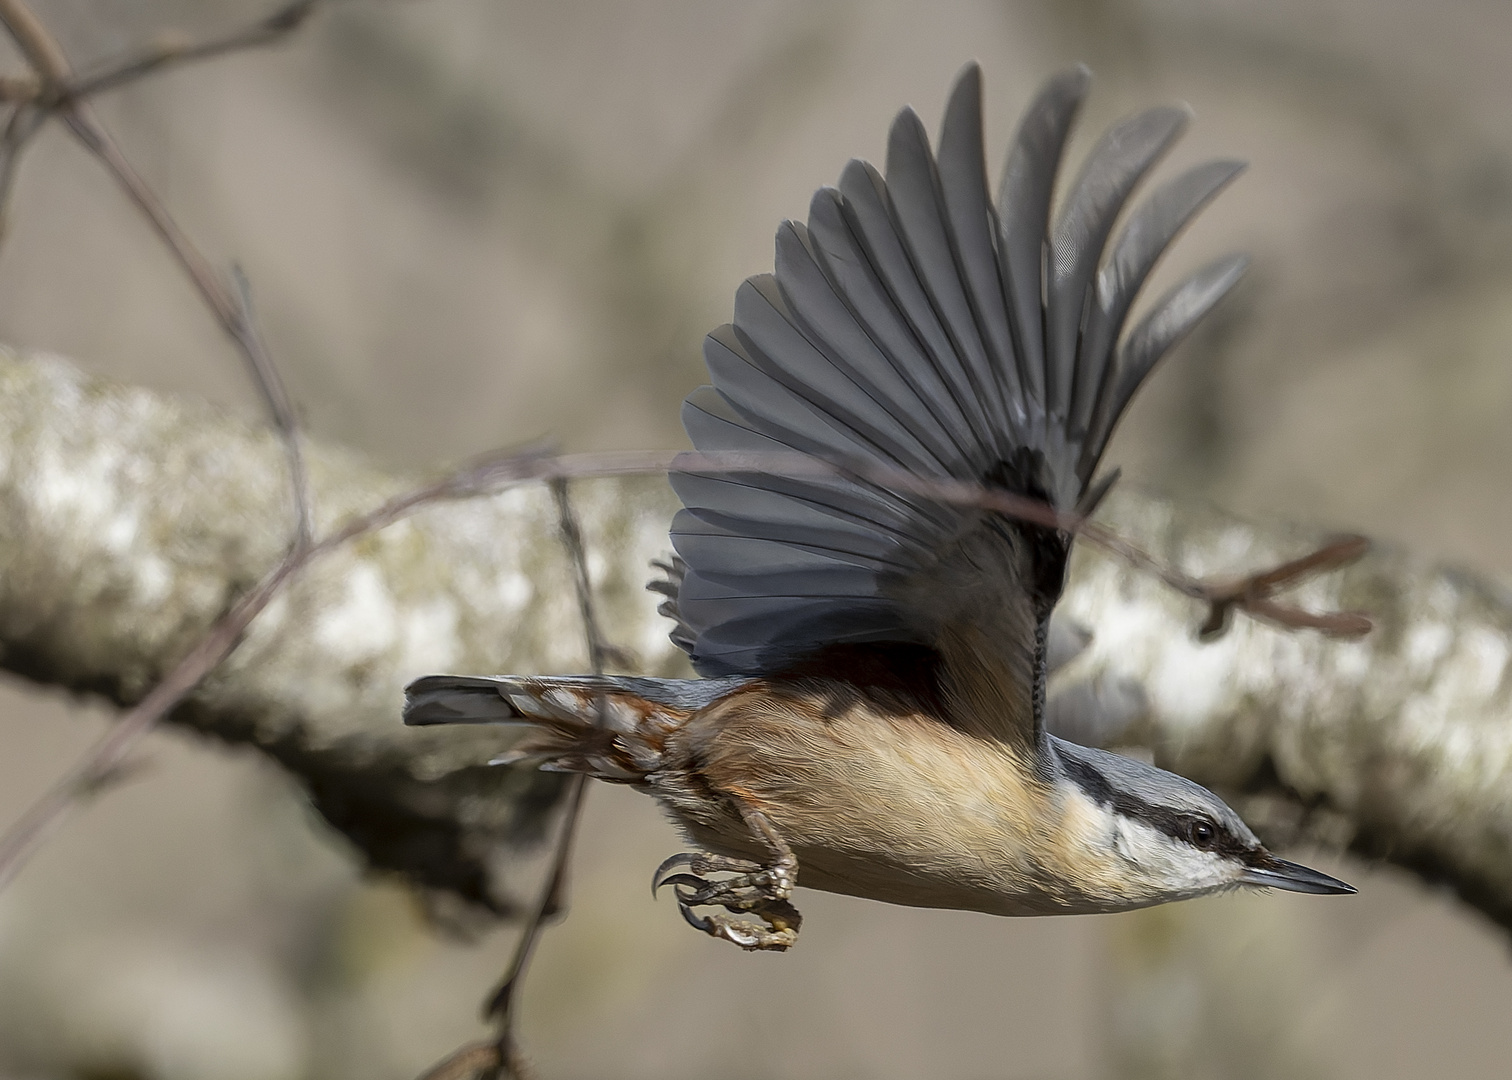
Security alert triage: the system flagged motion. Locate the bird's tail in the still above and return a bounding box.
[403,673,749,783]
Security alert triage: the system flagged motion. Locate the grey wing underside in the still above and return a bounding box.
[669,62,1247,682]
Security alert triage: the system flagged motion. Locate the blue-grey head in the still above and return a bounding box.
[1050,737,1354,905]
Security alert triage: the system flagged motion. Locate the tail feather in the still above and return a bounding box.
[403,673,751,783]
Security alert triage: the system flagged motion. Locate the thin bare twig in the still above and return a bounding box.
[1083,522,1372,639]
[0,0,60,240]
[56,110,320,556]
[417,480,617,1080]
[1193,534,1373,639]
[0,553,303,890]
[232,264,313,549]
[414,1043,506,1080]
[0,0,71,83]
[552,478,611,673]
[0,0,316,548]
[472,773,585,1080]
[0,1,318,105]
[0,74,40,102]
[0,0,318,889]
[70,0,320,100]
[0,102,45,238]
[62,114,314,548]
[478,480,606,1078]
[415,481,613,1080]
[61,105,234,320]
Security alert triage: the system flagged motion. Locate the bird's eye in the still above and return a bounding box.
[1185,818,1217,849]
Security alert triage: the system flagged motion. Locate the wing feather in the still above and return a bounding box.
[803,187,982,465]
[885,105,1014,457]
[996,65,1091,423]
[937,64,1022,420]
[1071,159,1246,467]
[737,271,950,474]
[1045,107,1188,421]
[1087,254,1250,458]
[837,159,1000,465]
[665,65,1247,748]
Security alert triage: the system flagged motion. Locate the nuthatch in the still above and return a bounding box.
[405,63,1355,951]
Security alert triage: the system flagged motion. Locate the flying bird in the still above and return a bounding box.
[405,63,1355,951]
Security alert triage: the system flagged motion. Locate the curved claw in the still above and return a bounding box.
[676,901,778,950]
[651,828,801,950]
[677,898,715,933]
[651,852,697,896]
[657,873,708,894]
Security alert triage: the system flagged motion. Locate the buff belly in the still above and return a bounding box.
[649,689,1135,917]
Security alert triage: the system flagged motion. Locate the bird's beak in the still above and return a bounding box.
[1240,856,1356,895]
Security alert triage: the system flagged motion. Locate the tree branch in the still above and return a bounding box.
[68,0,320,100]
[0,345,1508,933]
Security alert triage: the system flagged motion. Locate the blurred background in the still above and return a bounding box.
[2,0,1512,1077]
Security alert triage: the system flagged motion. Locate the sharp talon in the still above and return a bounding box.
[678,900,714,934]
[676,899,793,951]
[658,873,707,894]
[651,852,696,895]
[712,910,797,951]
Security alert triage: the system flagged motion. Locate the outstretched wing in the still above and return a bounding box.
[667,63,1246,749]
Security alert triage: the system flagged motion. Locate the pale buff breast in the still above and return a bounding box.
[655,681,1140,915]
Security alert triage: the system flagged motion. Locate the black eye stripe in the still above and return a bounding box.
[1059,754,1246,855]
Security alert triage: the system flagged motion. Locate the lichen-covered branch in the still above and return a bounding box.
[0,345,686,913]
[1,346,1509,932]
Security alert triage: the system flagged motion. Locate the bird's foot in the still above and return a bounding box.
[672,891,802,951]
[652,849,796,904]
[651,844,801,952]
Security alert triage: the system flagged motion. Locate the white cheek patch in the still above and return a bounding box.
[1061,784,1239,898]
[1114,817,1232,894]
[1112,816,1139,862]
[1101,808,1172,873]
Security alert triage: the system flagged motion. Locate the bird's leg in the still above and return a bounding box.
[652,804,801,951]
